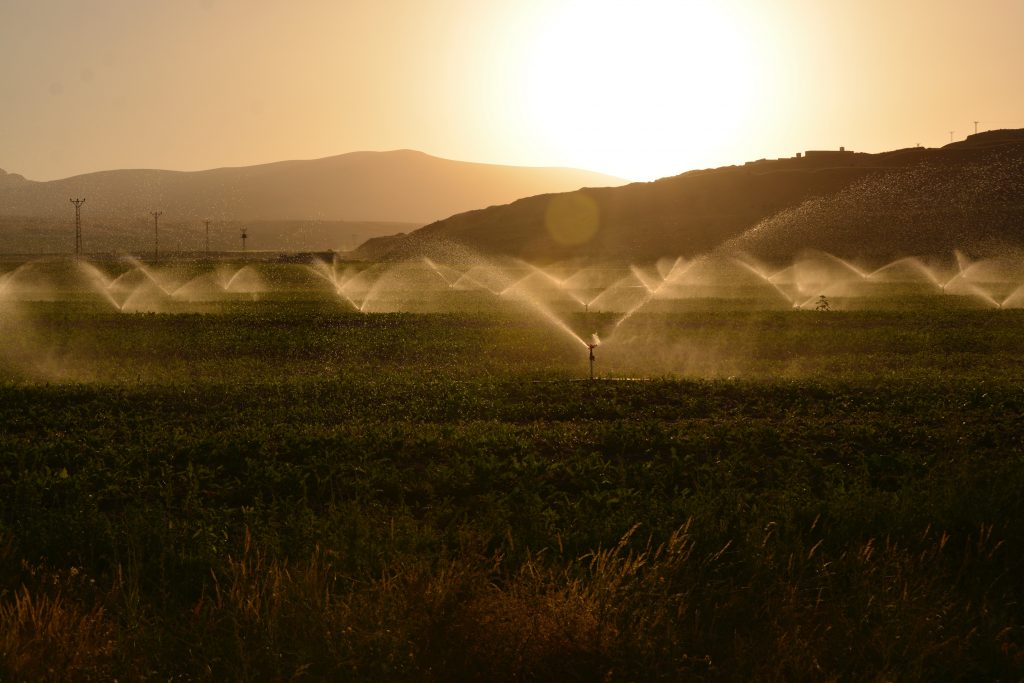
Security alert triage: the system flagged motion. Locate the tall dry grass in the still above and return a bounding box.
[0,586,117,682]
[1,520,1021,681]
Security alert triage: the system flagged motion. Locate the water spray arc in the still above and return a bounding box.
[70,198,85,259]
[15,250,1023,332]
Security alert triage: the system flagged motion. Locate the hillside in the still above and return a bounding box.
[0,150,625,226]
[366,130,1024,264]
[723,150,1024,263]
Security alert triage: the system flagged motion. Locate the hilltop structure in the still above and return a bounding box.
[744,146,862,169]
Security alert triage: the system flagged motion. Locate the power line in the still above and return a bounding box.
[151,211,163,262]
[70,198,85,259]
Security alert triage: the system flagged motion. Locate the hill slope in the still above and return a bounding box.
[723,150,1024,262]
[369,130,1024,263]
[0,150,625,225]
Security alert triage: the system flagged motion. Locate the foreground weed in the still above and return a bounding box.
[0,586,117,683]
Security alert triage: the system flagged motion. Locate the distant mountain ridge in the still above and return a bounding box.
[0,150,626,224]
[367,129,1024,263]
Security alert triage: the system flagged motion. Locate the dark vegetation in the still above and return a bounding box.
[1,301,1023,680]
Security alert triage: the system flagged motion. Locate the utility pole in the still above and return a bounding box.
[151,211,163,262]
[949,131,955,144]
[240,227,247,252]
[974,121,979,135]
[70,198,85,259]
[204,219,211,257]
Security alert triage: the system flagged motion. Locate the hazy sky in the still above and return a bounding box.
[2,0,1022,182]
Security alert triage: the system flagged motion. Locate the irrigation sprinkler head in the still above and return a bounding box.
[587,333,600,379]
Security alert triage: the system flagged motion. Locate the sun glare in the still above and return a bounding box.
[520,0,761,180]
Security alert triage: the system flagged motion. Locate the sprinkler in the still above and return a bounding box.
[587,333,601,380]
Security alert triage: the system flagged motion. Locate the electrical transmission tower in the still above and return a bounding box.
[70,198,85,259]
[151,211,163,262]
[204,219,211,257]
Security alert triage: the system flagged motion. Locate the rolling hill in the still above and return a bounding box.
[365,130,1024,264]
[0,151,624,253]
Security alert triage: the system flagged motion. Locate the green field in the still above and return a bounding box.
[2,278,1024,680]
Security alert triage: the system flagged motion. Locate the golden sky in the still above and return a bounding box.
[2,0,1022,182]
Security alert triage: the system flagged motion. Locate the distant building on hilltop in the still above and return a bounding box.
[802,146,855,164]
[743,146,859,170]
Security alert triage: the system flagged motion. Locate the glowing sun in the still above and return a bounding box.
[520,0,761,180]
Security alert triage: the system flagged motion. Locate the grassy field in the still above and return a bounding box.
[1,296,1023,681]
